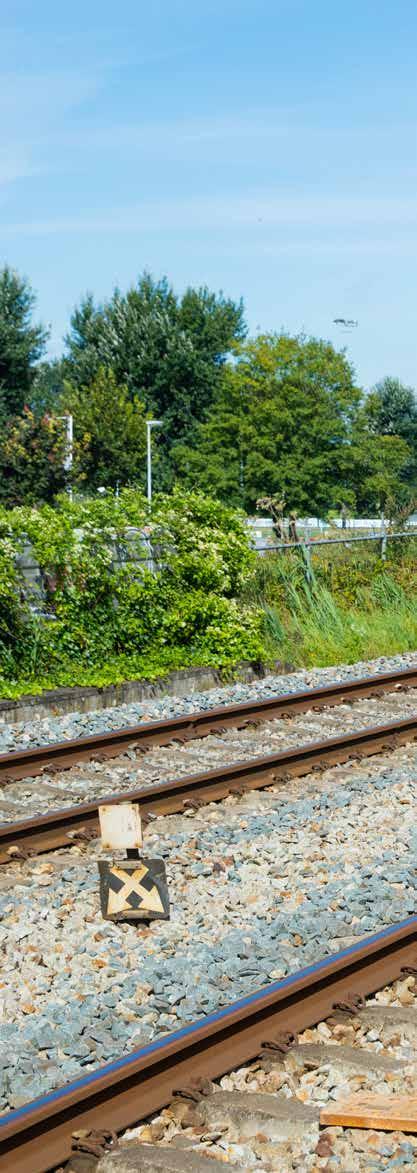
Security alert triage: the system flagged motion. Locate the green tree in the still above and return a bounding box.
[174,333,362,514]
[62,366,147,491]
[64,273,245,479]
[0,267,48,416]
[349,375,417,512]
[30,359,66,415]
[0,408,67,506]
[364,376,417,444]
[351,432,412,514]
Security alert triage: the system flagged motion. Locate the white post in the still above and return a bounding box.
[65,414,73,501]
[57,413,73,500]
[146,421,152,504]
[146,420,162,505]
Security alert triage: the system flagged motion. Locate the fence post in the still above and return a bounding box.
[301,540,313,585]
[381,514,387,561]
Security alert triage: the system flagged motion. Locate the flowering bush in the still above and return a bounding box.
[0,489,263,695]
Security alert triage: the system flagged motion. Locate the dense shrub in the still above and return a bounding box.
[0,489,263,695]
[0,539,33,677]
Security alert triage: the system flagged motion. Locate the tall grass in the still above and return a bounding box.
[245,552,417,667]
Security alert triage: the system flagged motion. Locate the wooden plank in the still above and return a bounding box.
[321,1093,417,1132]
[98,802,142,850]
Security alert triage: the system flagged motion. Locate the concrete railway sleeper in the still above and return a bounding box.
[1,711,417,863]
[92,988,417,1172]
[2,681,417,830]
[1,919,417,1172]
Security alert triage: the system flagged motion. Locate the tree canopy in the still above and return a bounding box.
[349,375,417,512]
[62,366,147,491]
[0,267,48,417]
[364,376,417,444]
[0,264,416,517]
[173,333,364,514]
[351,431,412,514]
[64,273,245,479]
[0,408,67,506]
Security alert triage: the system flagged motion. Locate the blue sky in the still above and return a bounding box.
[1,0,416,389]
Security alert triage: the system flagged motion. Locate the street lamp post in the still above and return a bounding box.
[146,419,162,505]
[57,414,73,500]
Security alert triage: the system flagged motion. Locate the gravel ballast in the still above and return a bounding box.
[1,670,417,824]
[1,740,417,1114]
[1,651,417,753]
[105,976,417,1171]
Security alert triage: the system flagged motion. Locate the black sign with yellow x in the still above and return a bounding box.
[98,858,169,922]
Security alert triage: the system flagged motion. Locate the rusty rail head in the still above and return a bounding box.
[1,916,417,1173]
[1,712,417,862]
[0,664,416,784]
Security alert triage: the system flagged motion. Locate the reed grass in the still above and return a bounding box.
[246,552,417,667]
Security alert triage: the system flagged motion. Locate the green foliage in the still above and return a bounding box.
[351,375,417,509]
[365,376,417,444]
[174,333,363,513]
[149,488,254,595]
[1,488,417,697]
[0,489,262,696]
[0,537,33,677]
[1,263,416,519]
[0,367,147,506]
[62,366,147,490]
[350,431,412,513]
[30,359,66,415]
[0,408,68,506]
[64,273,245,482]
[246,545,417,668]
[0,267,48,416]
[267,575,417,668]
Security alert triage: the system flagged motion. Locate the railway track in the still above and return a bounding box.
[2,669,417,1170]
[1,709,417,862]
[1,664,417,786]
[1,917,417,1172]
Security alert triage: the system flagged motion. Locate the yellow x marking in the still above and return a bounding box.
[107,864,164,915]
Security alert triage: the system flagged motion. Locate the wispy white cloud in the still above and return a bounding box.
[0,69,101,131]
[1,92,414,206]
[0,147,37,188]
[36,109,417,157]
[52,113,294,151]
[214,237,417,258]
[3,191,416,237]
[0,68,104,195]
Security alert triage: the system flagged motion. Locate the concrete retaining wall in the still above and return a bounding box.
[0,660,293,725]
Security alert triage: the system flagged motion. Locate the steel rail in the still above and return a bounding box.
[1,712,417,862]
[1,664,417,786]
[1,916,417,1172]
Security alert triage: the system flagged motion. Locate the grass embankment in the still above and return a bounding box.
[245,541,417,668]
